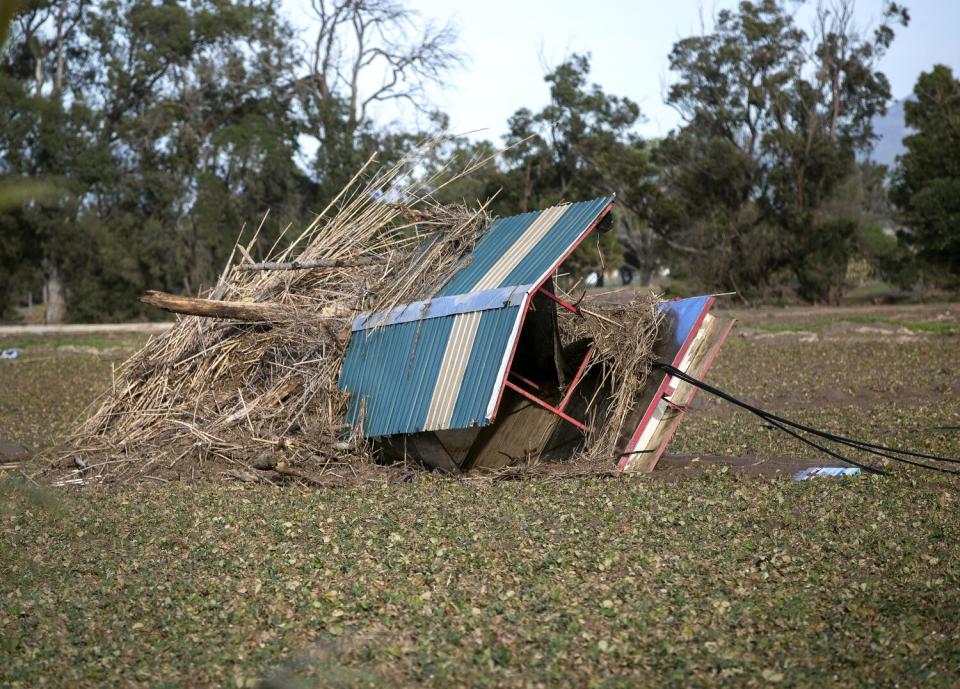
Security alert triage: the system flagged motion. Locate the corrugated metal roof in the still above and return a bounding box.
[340,305,523,437]
[338,196,614,438]
[438,196,613,295]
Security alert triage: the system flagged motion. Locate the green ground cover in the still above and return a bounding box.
[1,308,958,688]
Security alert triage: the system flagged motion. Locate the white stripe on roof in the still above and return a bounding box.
[423,310,483,431]
[469,204,570,292]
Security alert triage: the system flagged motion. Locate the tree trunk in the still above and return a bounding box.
[54,2,65,95]
[140,291,293,321]
[140,290,353,323]
[44,261,67,324]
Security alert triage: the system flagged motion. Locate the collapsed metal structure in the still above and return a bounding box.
[338,197,733,474]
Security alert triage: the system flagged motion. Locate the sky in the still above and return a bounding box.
[380,0,960,142]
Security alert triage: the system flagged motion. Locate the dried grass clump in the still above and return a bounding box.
[37,142,493,486]
[559,290,664,462]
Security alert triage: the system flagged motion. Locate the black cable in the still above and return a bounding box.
[837,439,960,475]
[651,364,885,474]
[659,363,960,465]
[655,362,959,475]
[790,421,960,475]
[662,363,960,474]
[760,416,887,475]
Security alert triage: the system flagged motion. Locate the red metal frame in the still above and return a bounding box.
[508,370,542,391]
[504,346,593,431]
[536,287,581,316]
[504,380,588,432]
[558,346,593,412]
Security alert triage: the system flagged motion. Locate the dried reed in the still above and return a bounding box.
[558,290,664,462]
[36,140,493,485]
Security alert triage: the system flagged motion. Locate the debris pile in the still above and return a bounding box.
[38,143,733,486]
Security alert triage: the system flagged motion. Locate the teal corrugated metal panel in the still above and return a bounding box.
[339,196,614,438]
[436,211,540,296]
[498,196,612,287]
[340,315,454,437]
[339,305,522,437]
[436,196,612,296]
[448,306,524,428]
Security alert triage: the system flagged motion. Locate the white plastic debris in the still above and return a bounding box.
[793,466,861,480]
[0,348,22,360]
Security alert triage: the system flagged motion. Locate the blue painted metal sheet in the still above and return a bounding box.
[657,296,712,362]
[339,304,523,437]
[352,284,531,331]
[437,196,613,296]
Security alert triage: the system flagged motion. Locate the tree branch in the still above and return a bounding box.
[234,258,377,271]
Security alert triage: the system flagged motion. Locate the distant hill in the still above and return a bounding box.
[867,99,910,168]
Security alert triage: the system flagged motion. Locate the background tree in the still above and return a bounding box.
[0,0,93,321]
[436,54,656,283]
[890,64,960,283]
[291,0,461,200]
[0,0,459,322]
[651,0,908,302]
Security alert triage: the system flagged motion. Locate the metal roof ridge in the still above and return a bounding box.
[352,284,534,332]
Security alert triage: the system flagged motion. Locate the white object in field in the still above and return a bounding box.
[793,466,862,480]
[0,348,22,359]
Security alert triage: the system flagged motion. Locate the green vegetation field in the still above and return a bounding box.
[2,304,959,688]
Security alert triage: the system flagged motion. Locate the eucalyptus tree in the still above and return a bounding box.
[489,54,658,281]
[291,0,462,201]
[0,0,308,320]
[890,64,960,283]
[0,0,94,321]
[652,0,908,302]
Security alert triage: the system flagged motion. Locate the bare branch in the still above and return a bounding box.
[295,0,462,134]
[235,258,377,272]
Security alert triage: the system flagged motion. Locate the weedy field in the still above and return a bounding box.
[1,304,959,688]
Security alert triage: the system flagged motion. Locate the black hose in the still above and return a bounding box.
[760,416,888,475]
[654,362,960,475]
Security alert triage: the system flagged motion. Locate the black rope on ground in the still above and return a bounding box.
[793,424,960,475]
[654,362,960,476]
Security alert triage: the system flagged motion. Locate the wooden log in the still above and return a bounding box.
[234,257,376,272]
[140,290,292,322]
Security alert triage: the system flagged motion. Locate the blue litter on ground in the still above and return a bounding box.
[793,466,862,480]
[0,348,22,360]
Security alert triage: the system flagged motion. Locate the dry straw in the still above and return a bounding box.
[36,140,662,486]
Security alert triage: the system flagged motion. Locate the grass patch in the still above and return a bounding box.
[840,315,960,335]
[748,316,959,336]
[0,336,125,350]
[746,322,813,333]
[1,314,958,687]
[1,475,958,688]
